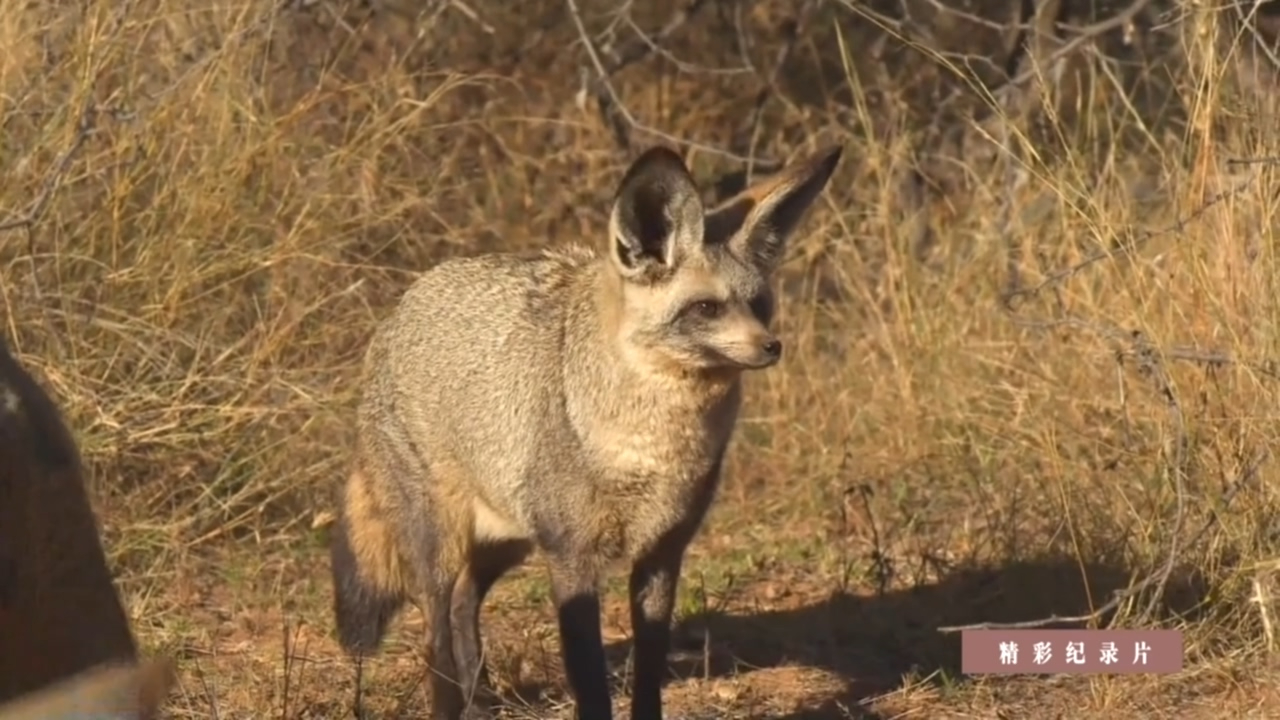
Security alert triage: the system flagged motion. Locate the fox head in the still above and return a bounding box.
[604,144,842,374]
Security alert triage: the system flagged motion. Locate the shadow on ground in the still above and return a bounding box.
[591,555,1207,719]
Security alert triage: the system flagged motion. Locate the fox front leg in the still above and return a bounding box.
[547,556,613,720]
[627,537,686,720]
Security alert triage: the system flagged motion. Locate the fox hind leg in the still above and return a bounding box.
[379,510,471,720]
[330,447,467,719]
[405,534,470,720]
[450,539,533,719]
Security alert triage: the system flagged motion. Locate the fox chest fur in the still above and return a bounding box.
[563,369,742,560]
[366,249,742,564]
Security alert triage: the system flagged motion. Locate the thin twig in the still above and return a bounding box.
[0,105,99,233]
[943,139,1276,634]
[1227,155,1280,165]
[939,450,1268,633]
[620,14,752,76]
[1001,167,1260,308]
[443,0,495,34]
[741,0,818,177]
[567,0,780,165]
[1000,0,1156,91]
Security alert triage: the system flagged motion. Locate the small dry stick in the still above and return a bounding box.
[0,105,100,235]
[939,450,1267,633]
[740,0,819,177]
[1001,165,1260,308]
[566,0,780,165]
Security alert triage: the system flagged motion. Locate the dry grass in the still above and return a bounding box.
[4,0,1280,717]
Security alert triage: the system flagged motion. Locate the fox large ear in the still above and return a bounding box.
[706,145,842,274]
[608,146,705,282]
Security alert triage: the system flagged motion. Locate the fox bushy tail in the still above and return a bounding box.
[329,475,408,656]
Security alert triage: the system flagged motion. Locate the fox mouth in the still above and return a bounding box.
[683,345,781,372]
[737,355,780,370]
[708,351,779,371]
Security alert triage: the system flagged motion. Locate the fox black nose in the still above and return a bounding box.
[762,339,783,359]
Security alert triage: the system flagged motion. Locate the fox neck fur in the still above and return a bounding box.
[560,257,743,554]
[388,245,741,564]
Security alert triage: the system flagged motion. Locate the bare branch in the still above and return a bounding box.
[0,105,99,234]
[619,13,753,77]
[567,0,780,165]
[596,0,716,78]
[1002,167,1260,308]
[740,0,819,176]
[1001,0,1155,92]
[939,449,1268,633]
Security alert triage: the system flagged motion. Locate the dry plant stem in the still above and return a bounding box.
[442,0,495,34]
[566,0,779,165]
[741,0,818,177]
[998,0,1155,91]
[1001,168,1261,307]
[940,156,1274,635]
[939,450,1268,633]
[0,106,99,235]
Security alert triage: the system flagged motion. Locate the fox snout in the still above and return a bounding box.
[754,337,783,368]
[726,334,782,370]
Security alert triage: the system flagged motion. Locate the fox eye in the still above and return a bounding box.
[689,300,724,319]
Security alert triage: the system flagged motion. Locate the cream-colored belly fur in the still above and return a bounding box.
[472,498,529,543]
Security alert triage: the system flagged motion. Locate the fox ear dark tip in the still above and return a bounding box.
[815,144,844,172]
[794,144,843,192]
[636,145,686,166]
[622,145,691,184]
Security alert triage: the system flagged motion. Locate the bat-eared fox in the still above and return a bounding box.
[329,143,842,719]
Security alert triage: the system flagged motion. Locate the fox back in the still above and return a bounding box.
[0,336,172,718]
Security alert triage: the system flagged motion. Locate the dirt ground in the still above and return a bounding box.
[4,0,1280,717]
